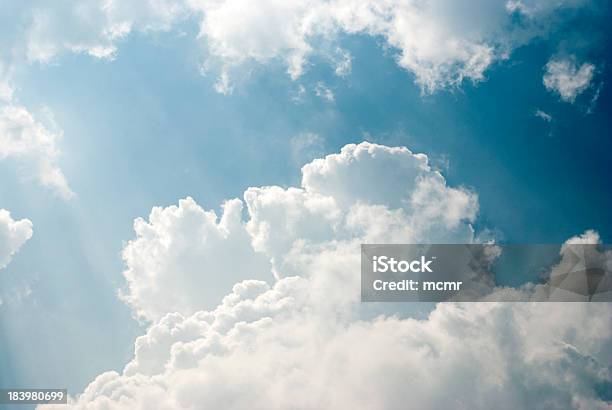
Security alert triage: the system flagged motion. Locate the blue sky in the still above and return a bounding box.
[0,1,611,408]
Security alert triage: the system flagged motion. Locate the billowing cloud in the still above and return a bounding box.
[0,209,33,270]
[0,104,74,199]
[40,142,611,409]
[41,279,612,409]
[121,142,477,321]
[0,1,591,93]
[543,57,595,103]
[121,197,272,321]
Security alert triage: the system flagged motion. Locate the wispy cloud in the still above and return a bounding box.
[534,109,552,122]
[0,104,74,199]
[314,82,334,102]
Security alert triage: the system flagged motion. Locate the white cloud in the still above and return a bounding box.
[212,70,234,95]
[121,142,478,321]
[332,47,352,77]
[0,1,590,93]
[543,57,595,103]
[192,0,588,93]
[41,295,611,409]
[39,142,611,409]
[0,104,74,199]
[0,209,33,270]
[0,1,587,198]
[121,197,273,321]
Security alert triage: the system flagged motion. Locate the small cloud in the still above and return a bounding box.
[587,82,604,114]
[543,56,595,103]
[314,82,334,102]
[214,71,234,95]
[290,132,325,165]
[333,48,352,77]
[0,209,33,270]
[534,109,552,122]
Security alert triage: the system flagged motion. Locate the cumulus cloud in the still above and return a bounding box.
[0,104,74,199]
[121,197,273,321]
[543,57,595,103]
[0,209,33,270]
[121,142,477,321]
[40,142,611,409]
[0,0,591,93]
[42,291,612,409]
